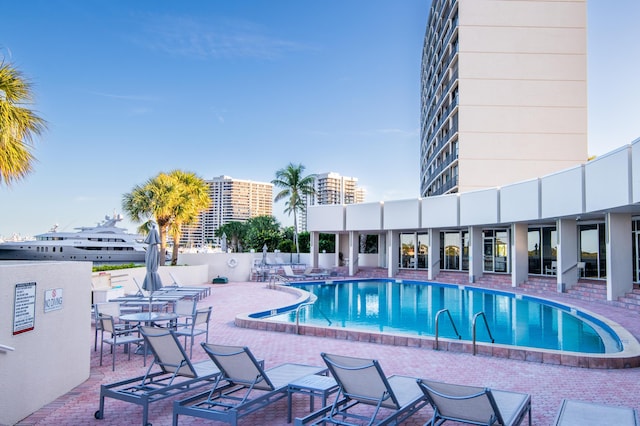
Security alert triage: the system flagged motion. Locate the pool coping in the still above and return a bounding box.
[235,280,640,369]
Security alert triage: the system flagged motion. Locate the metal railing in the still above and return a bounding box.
[434,308,461,350]
[0,343,15,352]
[472,312,495,355]
[295,301,331,335]
[268,274,290,288]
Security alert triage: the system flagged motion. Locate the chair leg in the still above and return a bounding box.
[112,343,116,371]
[100,340,104,366]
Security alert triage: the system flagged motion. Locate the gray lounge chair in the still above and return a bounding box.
[295,352,429,426]
[417,378,532,426]
[94,326,220,426]
[554,399,638,426]
[173,343,327,426]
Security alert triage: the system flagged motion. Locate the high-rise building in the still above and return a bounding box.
[180,176,273,248]
[300,172,365,230]
[420,0,588,197]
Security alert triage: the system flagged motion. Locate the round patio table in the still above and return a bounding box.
[120,312,178,327]
[119,312,179,354]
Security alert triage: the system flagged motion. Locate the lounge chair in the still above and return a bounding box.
[283,265,307,280]
[295,352,429,426]
[95,326,221,426]
[173,343,327,426]
[417,378,532,426]
[554,399,638,426]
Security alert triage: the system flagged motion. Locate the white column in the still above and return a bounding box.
[378,233,387,269]
[511,223,528,287]
[428,229,441,280]
[468,226,483,283]
[388,230,399,278]
[310,231,319,268]
[557,219,578,292]
[348,231,358,276]
[606,212,633,300]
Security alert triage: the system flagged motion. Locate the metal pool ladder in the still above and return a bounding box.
[434,309,461,350]
[472,312,495,355]
[295,301,332,334]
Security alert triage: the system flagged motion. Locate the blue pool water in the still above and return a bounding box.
[266,279,621,354]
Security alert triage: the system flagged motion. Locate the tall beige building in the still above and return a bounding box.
[180,175,273,248]
[420,0,588,196]
[301,172,365,231]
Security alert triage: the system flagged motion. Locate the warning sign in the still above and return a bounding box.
[14,282,36,335]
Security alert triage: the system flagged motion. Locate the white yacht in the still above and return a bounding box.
[0,214,147,263]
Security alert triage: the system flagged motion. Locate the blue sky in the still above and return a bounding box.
[1,0,638,238]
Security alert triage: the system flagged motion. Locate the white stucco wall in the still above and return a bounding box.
[0,261,91,426]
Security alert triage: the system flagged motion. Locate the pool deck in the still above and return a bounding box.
[17,280,640,426]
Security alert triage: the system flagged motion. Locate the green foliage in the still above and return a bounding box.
[319,233,335,253]
[298,231,310,252]
[244,215,282,251]
[122,170,210,265]
[215,221,248,252]
[92,263,139,273]
[272,163,316,255]
[0,61,47,186]
[278,239,295,253]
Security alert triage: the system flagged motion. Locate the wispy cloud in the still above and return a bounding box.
[130,15,312,60]
[89,91,160,102]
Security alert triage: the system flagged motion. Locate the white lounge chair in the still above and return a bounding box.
[295,352,428,425]
[173,343,327,425]
[417,378,532,426]
[95,326,220,426]
[554,399,638,426]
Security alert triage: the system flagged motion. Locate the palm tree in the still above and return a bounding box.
[122,170,209,266]
[215,221,247,253]
[0,61,47,186]
[166,170,210,265]
[272,163,315,259]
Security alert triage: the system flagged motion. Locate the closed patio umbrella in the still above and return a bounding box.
[262,243,268,266]
[143,221,163,312]
[221,233,228,253]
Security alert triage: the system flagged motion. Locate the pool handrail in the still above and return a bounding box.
[434,309,461,350]
[295,301,331,334]
[472,312,495,355]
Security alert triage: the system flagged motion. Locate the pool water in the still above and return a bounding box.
[270,280,621,354]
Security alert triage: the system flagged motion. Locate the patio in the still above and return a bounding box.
[16,280,640,425]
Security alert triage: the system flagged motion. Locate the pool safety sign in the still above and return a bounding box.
[13,282,36,335]
[44,288,63,312]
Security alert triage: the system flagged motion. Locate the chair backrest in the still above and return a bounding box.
[283,265,296,276]
[99,314,116,335]
[201,343,274,391]
[175,299,197,317]
[321,352,400,409]
[139,326,198,378]
[96,302,121,318]
[417,379,503,425]
[551,261,557,268]
[194,306,212,326]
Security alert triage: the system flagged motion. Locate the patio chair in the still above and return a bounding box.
[295,352,429,426]
[95,326,221,426]
[283,265,306,280]
[417,378,532,426]
[545,261,557,275]
[93,302,128,351]
[98,313,144,371]
[554,399,638,426]
[174,306,212,357]
[173,343,327,426]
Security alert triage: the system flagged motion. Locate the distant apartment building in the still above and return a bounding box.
[420,0,588,197]
[300,172,365,230]
[180,175,273,248]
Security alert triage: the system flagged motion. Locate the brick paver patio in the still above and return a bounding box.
[16,280,640,425]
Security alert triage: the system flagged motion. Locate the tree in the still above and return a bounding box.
[122,170,209,266]
[215,221,247,253]
[272,163,315,259]
[165,170,210,265]
[244,215,282,251]
[0,61,47,186]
